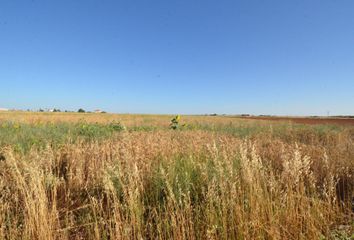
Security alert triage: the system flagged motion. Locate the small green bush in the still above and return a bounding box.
[170,115,181,130]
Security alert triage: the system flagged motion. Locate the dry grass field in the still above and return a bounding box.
[0,112,353,239]
[237,116,354,126]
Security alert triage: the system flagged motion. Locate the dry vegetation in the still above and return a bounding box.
[0,112,353,239]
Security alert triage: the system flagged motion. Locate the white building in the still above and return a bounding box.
[0,108,9,111]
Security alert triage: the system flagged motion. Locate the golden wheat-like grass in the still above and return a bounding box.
[0,113,353,239]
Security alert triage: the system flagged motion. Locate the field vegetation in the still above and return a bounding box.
[0,112,353,239]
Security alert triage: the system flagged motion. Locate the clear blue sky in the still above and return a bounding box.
[1,0,353,115]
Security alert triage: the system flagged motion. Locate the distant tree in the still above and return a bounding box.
[53,108,61,112]
[78,108,86,113]
[39,109,44,112]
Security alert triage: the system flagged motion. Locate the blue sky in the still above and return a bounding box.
[0,0,353,115]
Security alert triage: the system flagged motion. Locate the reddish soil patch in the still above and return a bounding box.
[238,116,354,126]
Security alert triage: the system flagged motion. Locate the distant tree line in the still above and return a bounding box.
[36,108,107,114]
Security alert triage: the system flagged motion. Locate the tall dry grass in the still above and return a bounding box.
[0,113,353,239]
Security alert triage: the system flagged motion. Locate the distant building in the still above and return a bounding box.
[94,109,103,113]
[0,108,9,111]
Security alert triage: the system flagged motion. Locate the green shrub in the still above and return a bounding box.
[170,115,181,130]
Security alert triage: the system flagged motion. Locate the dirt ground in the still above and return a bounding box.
[237,116,354,126]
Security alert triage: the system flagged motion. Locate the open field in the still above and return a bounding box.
[237,116,354,126]
[0,112,353,239]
